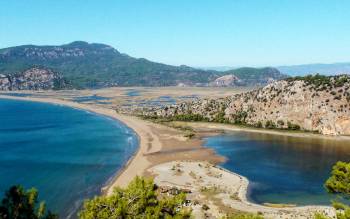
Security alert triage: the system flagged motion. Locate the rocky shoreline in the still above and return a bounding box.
[141,75,350,136]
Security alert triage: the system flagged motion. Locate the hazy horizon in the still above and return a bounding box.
[1,41,350,70]
[1,0,350,67]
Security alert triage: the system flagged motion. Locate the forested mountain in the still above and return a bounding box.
[0,41,287,88]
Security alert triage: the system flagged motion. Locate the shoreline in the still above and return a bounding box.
[0,95,156,193]
[184,121,350,141]
[149,161,336,219]
[0,94,342,218]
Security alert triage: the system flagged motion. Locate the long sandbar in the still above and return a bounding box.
[0,94,342,218]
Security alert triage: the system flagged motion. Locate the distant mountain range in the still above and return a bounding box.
[204,63,350,77]
[277,63,350,76]
[0,41,287,88]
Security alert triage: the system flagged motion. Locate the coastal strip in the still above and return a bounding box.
[0,94,339,218]
[184,121,350,141]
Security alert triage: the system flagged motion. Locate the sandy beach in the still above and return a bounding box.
[0,94,223,190]
[0,94,341,218]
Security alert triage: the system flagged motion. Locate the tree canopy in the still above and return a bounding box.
[0,185,57,219]
[316,161,350,219]
[78,176,191,219]
[325,161,350,197]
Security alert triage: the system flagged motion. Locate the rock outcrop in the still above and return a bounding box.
[209,75,240,87]
[142,75,350,136]
[0,67,68,90]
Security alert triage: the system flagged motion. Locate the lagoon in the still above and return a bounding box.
[204,131,350,205]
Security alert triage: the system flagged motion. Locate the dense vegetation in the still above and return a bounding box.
[325,161,350,196]
[286,74,350,90]
[141,112,302,133]
[0,185,57,219]
[0,179,264,219]
[79,176,191,219]
[316,161,350,219]
[141,113,209,123]
[6,164,348,219]
[0,41,286,88]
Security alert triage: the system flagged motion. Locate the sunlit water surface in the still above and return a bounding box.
[0,99,138,218]
[204,131,350,205]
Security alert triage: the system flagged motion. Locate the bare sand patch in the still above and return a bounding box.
[149,161,336,219]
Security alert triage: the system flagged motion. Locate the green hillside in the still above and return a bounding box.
[0,41,287,88]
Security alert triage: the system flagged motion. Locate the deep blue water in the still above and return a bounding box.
[0,99,138,218]
[204,131,350,206]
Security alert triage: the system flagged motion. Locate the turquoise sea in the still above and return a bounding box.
[0,99,138,218]
[204,131,350,205]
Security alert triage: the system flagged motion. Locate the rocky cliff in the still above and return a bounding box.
[142,75,350,135]
[0,67,68,90]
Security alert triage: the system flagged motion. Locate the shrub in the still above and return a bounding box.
[233,111,248,124]
[277,120,284,126]
[184,132,195,139]
[287,121,300,130]
[314,161,350,219]
[213,111,229,123]
[79,176,190,219]
[255,121,263,128]
[265,120,276,129]
[201,204,209,211]
[174,114,208,122]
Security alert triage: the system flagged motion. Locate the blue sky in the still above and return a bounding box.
[0,0,349,67]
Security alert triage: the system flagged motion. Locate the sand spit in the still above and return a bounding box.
[0,94,339,218]
[149,161,336,219]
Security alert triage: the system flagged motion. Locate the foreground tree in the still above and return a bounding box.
[79,176,191,219]
[0,185,57,219]
[325,161,350,198]
[315,161,350,219]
